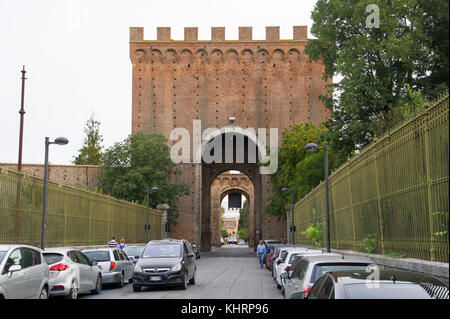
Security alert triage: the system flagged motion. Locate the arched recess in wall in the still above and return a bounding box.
[271,49,285,67]
[134,49,147,64]
[210,49,224,64]
[225,49,239,66]
[196,49,208,64]
[166,49,178,64]
[241,49,254,65]
[151,49,162,64]
[180,49,193,65]
[256,49,269,65]
[287,49,301,64]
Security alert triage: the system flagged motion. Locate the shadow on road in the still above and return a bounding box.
[203,245,256,258]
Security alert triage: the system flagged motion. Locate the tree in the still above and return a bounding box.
[266,123,334,218]
[238,199,249,230]
[73,113,103,165]
[305,0,449,166]
[98,132,189,225]
[237,228,249,242]
[221,229,229,239]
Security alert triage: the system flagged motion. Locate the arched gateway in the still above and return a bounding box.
[129,26,330,251]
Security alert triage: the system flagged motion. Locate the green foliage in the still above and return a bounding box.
[221,229,229,239]
[98,132,189,225]
[238,199,249,229]
[265,123,334,218]
[387,250,407,259]
[237,228,249,242]
[73,113,104,165]
[300,209,324,247]
[432,212,449,237]
[359,233,378,253]
[305,0,449,166]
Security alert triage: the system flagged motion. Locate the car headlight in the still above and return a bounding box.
[134,264,143,272]
[170,263,182,272]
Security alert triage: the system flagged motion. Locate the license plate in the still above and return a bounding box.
[150,276,162,281]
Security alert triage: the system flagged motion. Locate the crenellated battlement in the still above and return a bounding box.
[130,26,308,42]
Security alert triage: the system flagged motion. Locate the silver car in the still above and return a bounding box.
[0,244,50,299]
[43,248,102,299]
[83,248,134,287]
[122,245,146,264]
[281,254,376,299]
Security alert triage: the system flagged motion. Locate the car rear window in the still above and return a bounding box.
[43,253,64,265]
[344,283,433,299]
[84,250,111,262]
[123,246,144,257]
[142,244,182,258]
[0,251,7,264]
[311,263,371,283]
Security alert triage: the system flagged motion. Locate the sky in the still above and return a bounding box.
[0,0,318,166]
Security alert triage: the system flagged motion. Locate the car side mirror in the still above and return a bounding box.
[290,291,305,299]
[134,255,140,259]
[187,253,195,258]
[7,265,22,277]
[277,260,282,265]
[91,260,98,266]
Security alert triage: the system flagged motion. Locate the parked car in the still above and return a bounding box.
[263,239,283,245]
[275,248,323,289]
[191,243,201,259]
[123,245,146,264]
[272,246,306,280]
[132,239,197,291]
[83,248,134,288]
[271,244,298,276]
[238,240,246,245]
[304,269,449,299]
[0,244,50,299]
[281,254,375,299]
[43,248,102,299]
[228,237,238,245]
[264,244,277,269]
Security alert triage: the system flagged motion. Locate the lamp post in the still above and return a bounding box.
[304,142,330,252]
[281,187,295,244]
[146,186,159,242]
[41,137,69,250]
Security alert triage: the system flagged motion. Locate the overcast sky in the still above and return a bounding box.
[0,0,317,165]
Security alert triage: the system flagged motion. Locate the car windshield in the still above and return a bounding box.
[84,251,111,262]
[43,253,64,265]
[142,244,182,258]
[311,263,371,283]
[123,246,144,257]
[0,251,7,264]
[344,283,434,299]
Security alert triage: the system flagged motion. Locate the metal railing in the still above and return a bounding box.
[294,93,449,262]
[0,170,162,247]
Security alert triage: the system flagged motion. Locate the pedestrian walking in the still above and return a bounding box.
[119,238,126,249]
[256,240,267,268]
[107,236,118,248]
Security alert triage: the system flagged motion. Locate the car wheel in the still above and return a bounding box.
[65,281,78,299]
[129,277,134,284]
[91,275,102,295]
[189,269,196,285]
[281,286,285,297]
[277,283,281,289]
[116,273,124,288]
[133,284,141,292]
[39,286,48,299]
[180,271,188,290]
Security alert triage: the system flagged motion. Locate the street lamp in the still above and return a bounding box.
[305,142,330,252]
[281,187,295,244]
[146,186,159,242]
[41,137,69,250]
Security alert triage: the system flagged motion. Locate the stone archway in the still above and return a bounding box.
[210,172,254,248]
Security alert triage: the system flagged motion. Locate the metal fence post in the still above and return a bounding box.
[373,144,386,255]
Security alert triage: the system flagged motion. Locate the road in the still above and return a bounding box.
[80,244,283,299]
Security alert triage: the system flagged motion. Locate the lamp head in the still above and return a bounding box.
[151,186,159,192]
[228,116,235,124]
[305,143,319,152]
[281,187,289,193]
[54,137,69,145]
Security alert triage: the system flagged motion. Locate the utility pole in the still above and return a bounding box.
[18,66,27,171]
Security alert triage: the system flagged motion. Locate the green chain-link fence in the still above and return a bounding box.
[294,93,449,262]
[0,170,162,247]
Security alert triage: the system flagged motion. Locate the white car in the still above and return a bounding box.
[272,246,309,281]
[0,244,50,299]
[281,254,376,299]
[43,248,102,299]
[274,248,322,289]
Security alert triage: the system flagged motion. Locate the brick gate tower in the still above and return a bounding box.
[129,26,330,251]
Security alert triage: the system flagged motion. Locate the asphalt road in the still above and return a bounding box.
[80,244,283,299]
